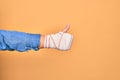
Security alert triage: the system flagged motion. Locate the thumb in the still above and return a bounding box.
[62,24,70,33]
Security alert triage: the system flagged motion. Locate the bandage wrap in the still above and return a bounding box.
[44,32,73,50]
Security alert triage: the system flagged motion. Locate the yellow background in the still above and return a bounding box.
[0,0,120,80]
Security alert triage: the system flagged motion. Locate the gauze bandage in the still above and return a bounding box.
[44,31,73,50]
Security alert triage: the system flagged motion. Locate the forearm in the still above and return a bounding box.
[0,30,41,52]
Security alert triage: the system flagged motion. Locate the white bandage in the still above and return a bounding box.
[44,31,73,50]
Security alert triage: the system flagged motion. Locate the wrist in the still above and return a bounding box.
[40,34,45,48]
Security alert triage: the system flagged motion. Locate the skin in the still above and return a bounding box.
[40,35,45,48]
[39,25,70,48]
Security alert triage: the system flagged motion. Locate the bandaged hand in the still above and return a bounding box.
[44,25,73,50]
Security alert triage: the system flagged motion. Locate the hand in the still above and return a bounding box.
[40,24,73,50]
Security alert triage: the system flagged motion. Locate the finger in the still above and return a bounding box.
[62,24,70,33]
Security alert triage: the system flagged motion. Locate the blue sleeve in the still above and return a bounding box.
[0,30,41,52]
